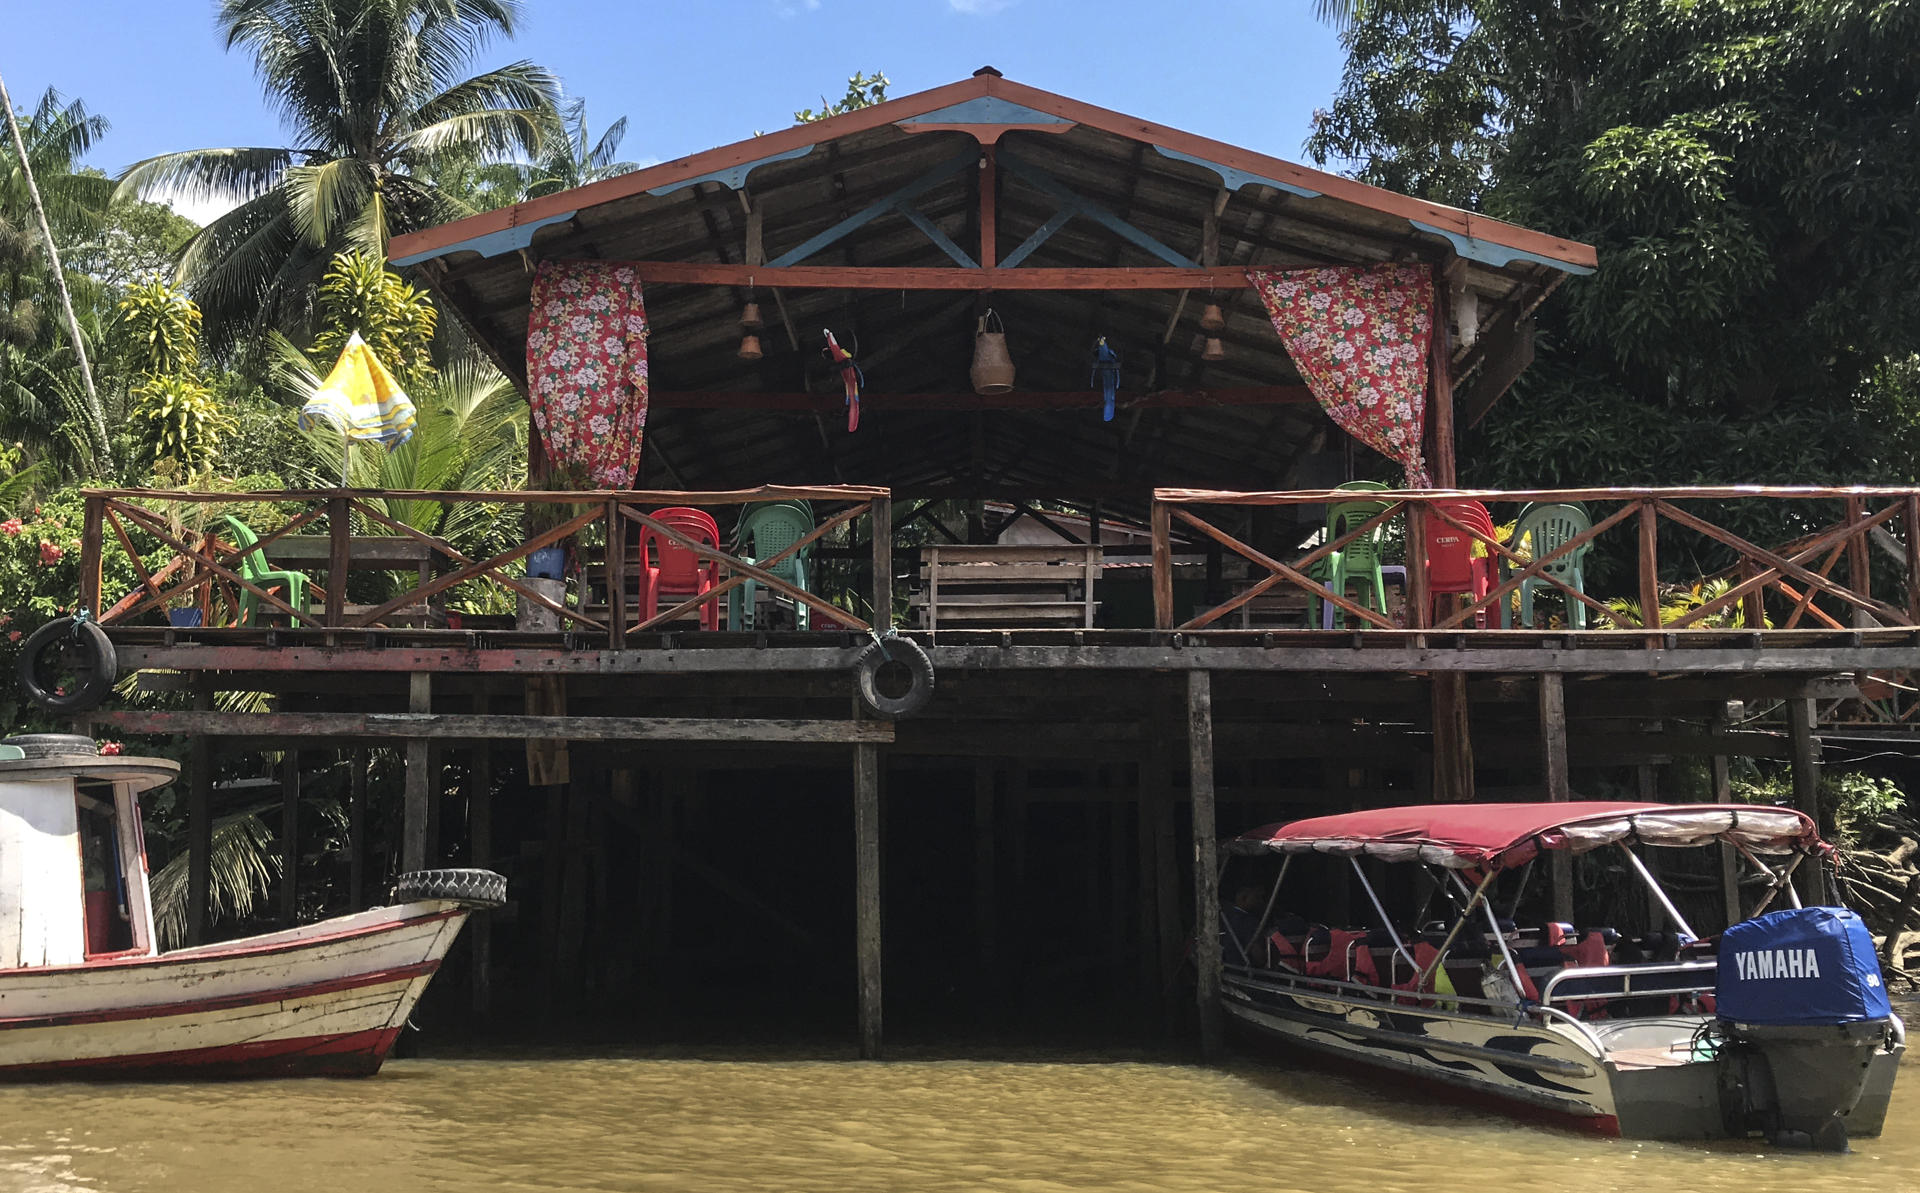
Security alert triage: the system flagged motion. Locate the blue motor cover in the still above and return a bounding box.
[1717,907,1892,1026]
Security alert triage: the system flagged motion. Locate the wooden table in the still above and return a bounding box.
[911,543,1102,632]
[263,535,449,625]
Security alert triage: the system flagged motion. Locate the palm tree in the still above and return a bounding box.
[0,88,114,473]
[521,96,640,199]
[117,0,560,345]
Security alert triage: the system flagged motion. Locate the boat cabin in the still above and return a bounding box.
[0,737,174,968]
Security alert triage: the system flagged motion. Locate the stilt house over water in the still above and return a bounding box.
[65,70,1920,1053]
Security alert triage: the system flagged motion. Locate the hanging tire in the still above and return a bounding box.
[16,618,117,713]
[394,868,508,909]
[854,635,935,719]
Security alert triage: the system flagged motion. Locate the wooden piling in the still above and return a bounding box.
[1710,704,1740,928]
[1787,696,1829,904]
[348,747,367,912]
[1431,673,1474,802]
[1188,670,1223,1061]
[402,672,432,871]
[854,741,884,1059]
[470,693,493,1018]
[280,749,300,927]
[1538,672,1573,923]
[186,676,213,946]
[973,762,995,973]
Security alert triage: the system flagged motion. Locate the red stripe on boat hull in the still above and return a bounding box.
[0,1026,406,1082]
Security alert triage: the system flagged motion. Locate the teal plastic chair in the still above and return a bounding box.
[1326,481,1394,625]
[728,501,815,631]
[1508,502,1593,628]
[219,515,311,626]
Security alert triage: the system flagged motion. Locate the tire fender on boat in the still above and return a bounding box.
[394,868,508,909]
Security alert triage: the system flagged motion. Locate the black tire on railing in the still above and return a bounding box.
[16,618,117,713]
[393,868,508,909]
[853,635,935,719]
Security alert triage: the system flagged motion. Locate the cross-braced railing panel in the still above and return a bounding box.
[1152,486,1920,635]
[78,486,894,643]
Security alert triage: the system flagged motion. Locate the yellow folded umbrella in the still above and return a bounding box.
[298,332,417,447]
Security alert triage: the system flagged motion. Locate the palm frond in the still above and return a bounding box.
[282,156,373,248]
[115,146,298,207]
[149,807,280,950]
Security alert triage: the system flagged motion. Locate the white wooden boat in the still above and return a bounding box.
[1218,802,1903,1149]
[0,735,503,1079]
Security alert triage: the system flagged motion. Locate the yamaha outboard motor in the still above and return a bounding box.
[1715,907,1895,1150]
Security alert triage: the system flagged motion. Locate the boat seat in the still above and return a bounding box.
[1515,945,1567,969]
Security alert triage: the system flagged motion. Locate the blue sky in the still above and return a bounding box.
[6,0,1345,223]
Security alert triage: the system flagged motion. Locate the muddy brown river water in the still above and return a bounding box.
[0,1048,1913,1192]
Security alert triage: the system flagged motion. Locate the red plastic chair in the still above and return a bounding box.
[639,507,723,630]
[1426,499,1498,626]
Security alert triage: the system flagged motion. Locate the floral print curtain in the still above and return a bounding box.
[525,261,650,488]
[1249,265,1434,487]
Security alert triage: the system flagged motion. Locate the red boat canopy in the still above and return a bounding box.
[1227,802,1824,871]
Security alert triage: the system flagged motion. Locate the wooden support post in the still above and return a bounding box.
[1788,696,1830,904]
[1637,501,1662,629]
[280,749,300,927]
[606,499,626,647]
[326,496,349,626]
[1710,704,1740,929]
[973,762,995,973]
[1429,270,1458,488]
[1741,559,1766,630]
[186,676,213,946]
[1539,672,1573,924]
[854,741,884,1059]
[1906,494,1920,624]
[79,495,103,615]
[870,497,892,631]
[1188,670,1223,1061]
[1151,500,1173,630]
[1431,673,1475,802]
[1845,496,1871,626]
[978,146,997,269]
[348,747,367,912]
[556,750,591,991]
[1406,503,1430,630]
[470,692,493,1017]
[402,672,432,872]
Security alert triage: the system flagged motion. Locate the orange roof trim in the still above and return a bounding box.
[388,73,1597,274]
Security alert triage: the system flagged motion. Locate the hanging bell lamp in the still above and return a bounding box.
[970,308,1015,395]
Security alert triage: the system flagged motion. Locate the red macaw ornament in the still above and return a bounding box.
[823,329,864,431]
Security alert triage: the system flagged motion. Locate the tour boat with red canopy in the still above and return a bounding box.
[1217,801,1901,1149]
[0,734,504,1080]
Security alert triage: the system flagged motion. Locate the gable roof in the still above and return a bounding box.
[388,72,1596,501]
[390,72,1594,274]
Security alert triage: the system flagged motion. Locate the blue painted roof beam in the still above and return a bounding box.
[997,148,1198,269]
[767,147,981,269]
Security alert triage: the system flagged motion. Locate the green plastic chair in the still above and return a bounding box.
[219,515,311,626]
[728,501,815,631]
[1508,502,1593,628]
[1326,481,1394,625]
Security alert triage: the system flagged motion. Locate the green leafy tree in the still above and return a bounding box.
[116,0,560,346]
[521,96,641,199]
[1308,0,1920,549]
[795,72,890,124]
[309,249,437,385]
[0,88,113,474]
[65,191,200,297]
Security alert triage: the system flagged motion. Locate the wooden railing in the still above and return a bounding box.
[1151,486,1920,633]
[78,485,894,645]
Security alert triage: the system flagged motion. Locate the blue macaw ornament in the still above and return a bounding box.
[1092,336,1121,422]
